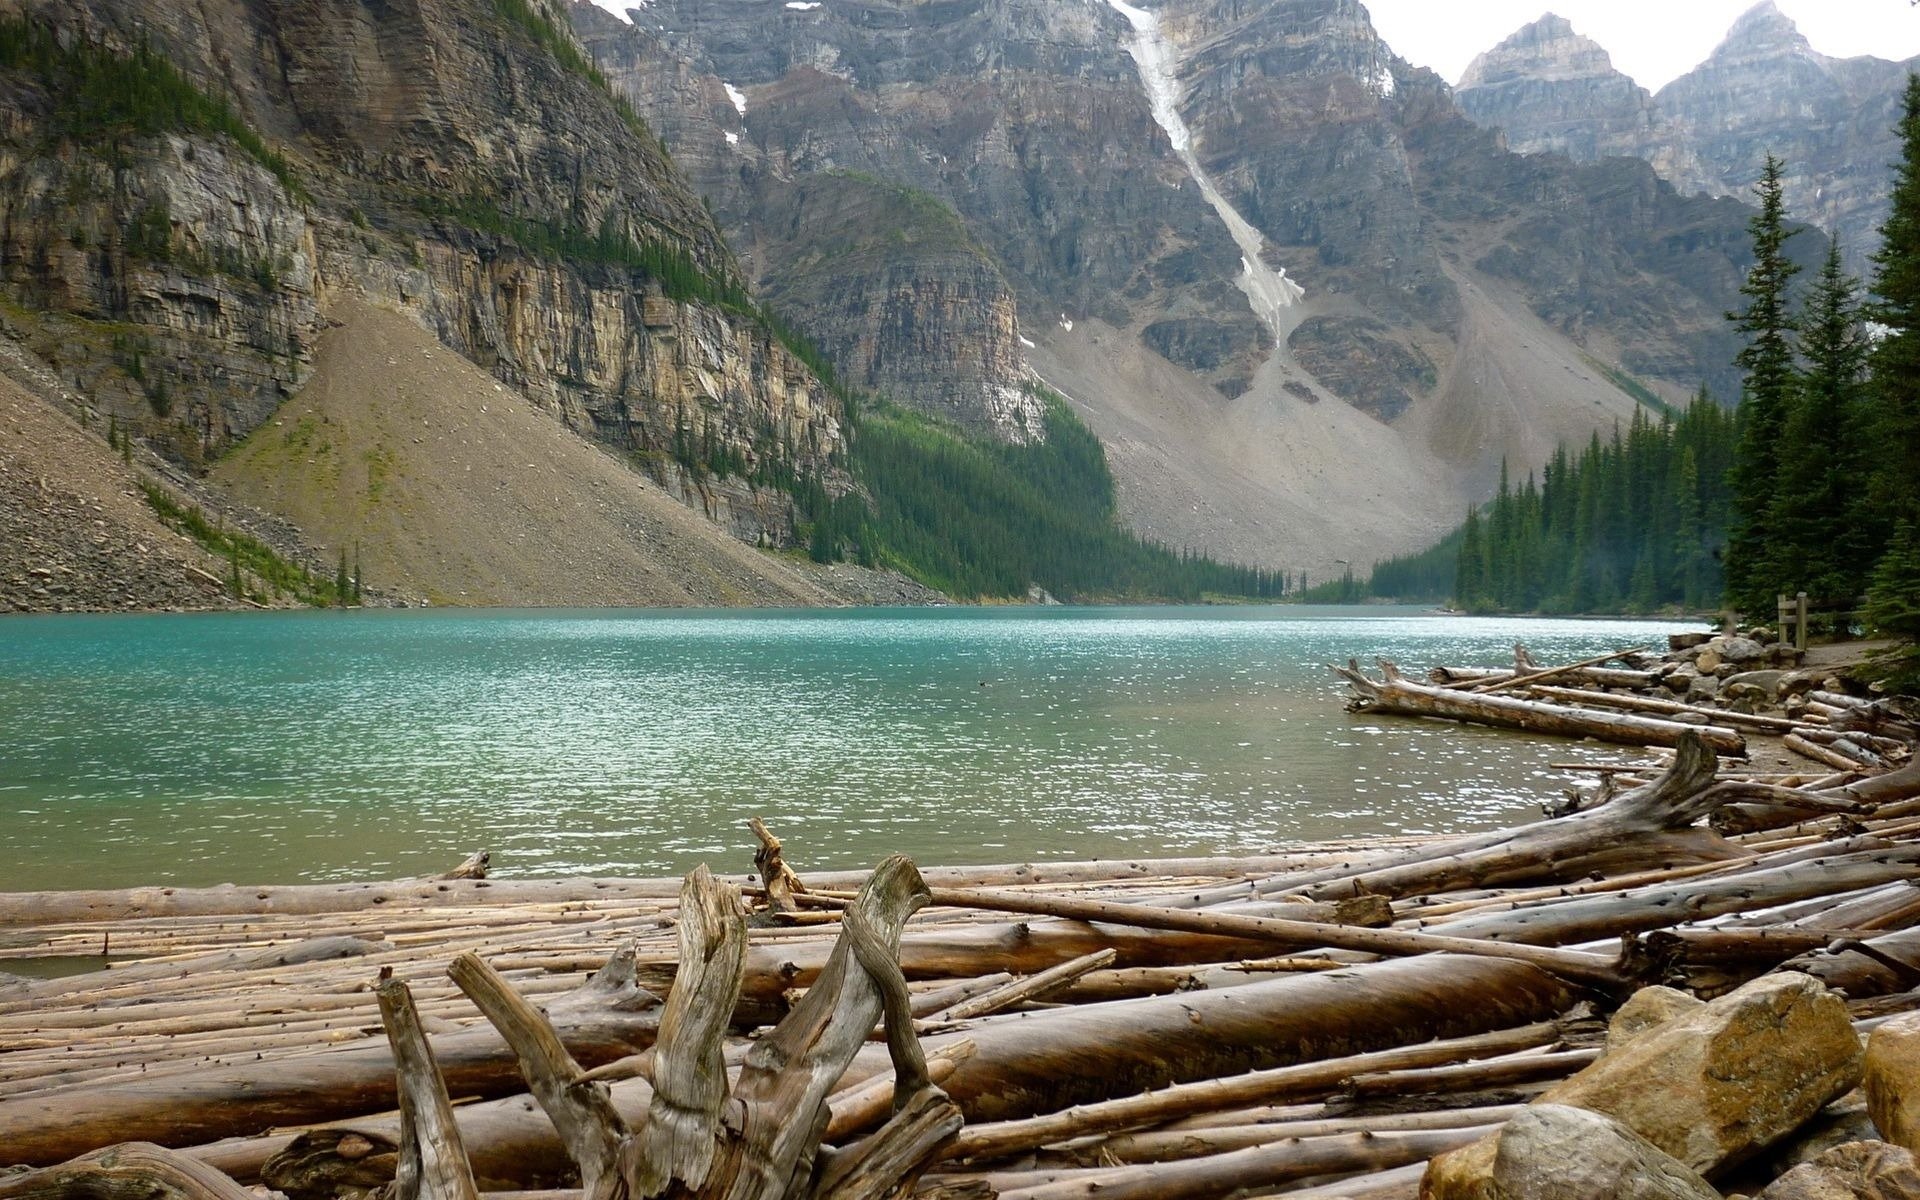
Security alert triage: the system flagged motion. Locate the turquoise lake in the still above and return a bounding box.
[0,606,1699,890]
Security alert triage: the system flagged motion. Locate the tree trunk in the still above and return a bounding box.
[0,951,664,1167]
[1333,660,1745,755]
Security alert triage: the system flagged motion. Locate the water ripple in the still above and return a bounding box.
[0,606,1701,887]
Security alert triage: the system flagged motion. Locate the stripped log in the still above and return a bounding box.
[749,818,808,915]
[927,950,1116,1022]
[0,1143,263,1200]
[1334,659,1746,755]
[919,887,1625,989]
[935,1020,1562,1163]
[1037,1105,1528,1167]
[0,951,664,1167]
[1459,646,1651,694]
[974,1126,1497,1200]
[1522,684,1806,735]
[845,957,1579,1127]
[1261,732,1731,903]
[376,976,479,1200]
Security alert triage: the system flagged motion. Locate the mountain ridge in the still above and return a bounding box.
[1458,1,1914,270]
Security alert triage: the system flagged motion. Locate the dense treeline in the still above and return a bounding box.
[807,393,1290,601]
[1450,400,1738,613]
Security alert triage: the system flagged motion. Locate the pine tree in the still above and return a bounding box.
[1770,239,1871,616]
[1866,76,1920,547]
[1865,520,1920,687]
[335,548,349,606]
[1725,154,1803,616]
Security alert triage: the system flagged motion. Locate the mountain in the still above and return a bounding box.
[1455,14,1714,194]
[1458,2,1915,271]
[576,0,1780,576]
[0,0,1797,598]
[0,0,853,590]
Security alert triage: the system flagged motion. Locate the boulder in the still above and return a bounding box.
[1778,669,1825,698]
[1424,973,1864,1195]
[1865,1012,1920,1154]
[1670,632,1713,651]
[1725,670,1787,700]
[1486,1105,1720,1200]
[1756,1141,1920,1200]
[1720,636,1767,664]
[1663,667,1699,696]
[1688,673,1722,701]
[1697,647,1725,674]
[1607,986,1706,1052]
[1754,1092,1879,1179]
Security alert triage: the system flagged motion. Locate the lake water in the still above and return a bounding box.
[0,606,1698,891]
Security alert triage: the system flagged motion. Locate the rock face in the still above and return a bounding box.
[1757,1141,1920,1200]
[1425,972,1866,1195]
[1458,2,1916,270]
[0,0,848,548]
[576,0,1780,577]
[1865,1011,1920,1154]
[1604,984,1705,1052]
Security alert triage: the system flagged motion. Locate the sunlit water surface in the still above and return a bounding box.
[0,606,1700,889]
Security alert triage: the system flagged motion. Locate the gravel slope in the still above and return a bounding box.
[0,371,236,614]
[212,300,926,608]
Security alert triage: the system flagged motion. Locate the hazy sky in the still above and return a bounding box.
[1363,1,1920,92]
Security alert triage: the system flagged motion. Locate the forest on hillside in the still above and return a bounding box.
[1326,77,1920,680]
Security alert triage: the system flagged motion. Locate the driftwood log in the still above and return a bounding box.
[1334,659,1746,755]
[0,951,665,1166]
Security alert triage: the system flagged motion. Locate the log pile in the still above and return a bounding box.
[2,646,1920,1198]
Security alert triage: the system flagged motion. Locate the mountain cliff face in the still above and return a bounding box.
[0,0,848,546]
[577,0,1772,575]
[1456,15,1713,193]
[1458,2,1913,270]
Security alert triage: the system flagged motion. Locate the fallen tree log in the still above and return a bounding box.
[0,1143,263,1200]
[644,901,1418,1020]
[958,1125,1496,1200]
[0,856,1342,929]
[1521,684,1805,735]
[918,887,1625,989]
[1259,732,1733,903]
[841,955,1580,1126]
[1786,926,1920,998]
[1039,1104,1528,1168]
[1334,660,1746,755]
[935,1020,1563,1163]
[0,951,664,1167]
[253,970,1575,1196]
[1430,844,1920,947]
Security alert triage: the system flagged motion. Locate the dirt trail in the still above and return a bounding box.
[213,300,912,608]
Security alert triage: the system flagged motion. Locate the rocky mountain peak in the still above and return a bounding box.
[1458,13,1619,90]
[1714,1,1816,63]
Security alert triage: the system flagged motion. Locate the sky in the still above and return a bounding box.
[1363,0,1920,92]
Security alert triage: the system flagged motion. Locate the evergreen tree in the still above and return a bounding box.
[1455,508,1488,610]
[1865,520,1920,687]
[335,548,349,606]
[1866,76,1920,547]
[1725,154,1803,616]
[1771,240,1871,617]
